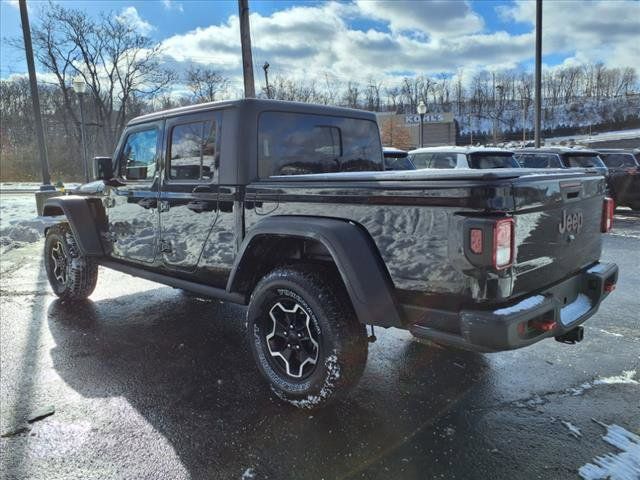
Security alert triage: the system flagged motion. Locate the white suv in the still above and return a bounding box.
[408,147,520,170]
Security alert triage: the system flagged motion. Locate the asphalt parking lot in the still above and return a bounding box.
[1,210,639,480]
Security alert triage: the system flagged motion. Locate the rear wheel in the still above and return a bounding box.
[44,223,98,300]
[247,264,368,409]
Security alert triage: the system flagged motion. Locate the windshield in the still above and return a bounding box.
[564,154,606,168]
[468,153,520,169]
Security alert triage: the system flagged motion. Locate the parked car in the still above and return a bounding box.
[42,99,618,409]
[514,147,609,178]
[597,149,640,210]
[408,147,521,170]
[383,147,415,171]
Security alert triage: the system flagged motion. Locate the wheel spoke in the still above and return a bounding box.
[50,242,67,284]
[265,300,319,379]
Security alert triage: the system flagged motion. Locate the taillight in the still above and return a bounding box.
[493,218,514,269]
[601,197,614,233]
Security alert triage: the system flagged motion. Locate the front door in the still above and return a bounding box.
[105,122,163,264]
[159,112,221,271]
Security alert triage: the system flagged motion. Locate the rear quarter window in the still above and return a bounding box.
[258,112,383,177]
[409,152,434,169]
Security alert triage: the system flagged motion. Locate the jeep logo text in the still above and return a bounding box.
[559,209,583,234]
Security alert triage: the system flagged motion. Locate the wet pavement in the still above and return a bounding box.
[1,211,639,480]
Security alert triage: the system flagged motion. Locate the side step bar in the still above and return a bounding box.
[100,260,246,305]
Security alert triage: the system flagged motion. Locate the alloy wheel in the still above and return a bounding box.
[265,300,319,379]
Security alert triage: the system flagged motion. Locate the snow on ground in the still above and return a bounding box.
[0,193,60,254]
[546,128,640,144]
[579,422,640,480]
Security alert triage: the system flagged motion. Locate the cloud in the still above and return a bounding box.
[162,0,183,13]
[158,0,639,93]
[2,0,19,10]
[497,0,640,69]
[116,6,155,35]
[356,0,484,36]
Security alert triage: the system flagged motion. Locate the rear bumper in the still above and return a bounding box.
[409,262,618,352]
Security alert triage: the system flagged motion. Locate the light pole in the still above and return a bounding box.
[417,100,427,148]
[262,61,271,99]
[72,76,89,183]
[494,84,503,144]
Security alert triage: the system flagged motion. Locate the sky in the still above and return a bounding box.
[1,0,639,96]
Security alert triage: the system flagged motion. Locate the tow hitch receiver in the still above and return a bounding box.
[555,326,584,345]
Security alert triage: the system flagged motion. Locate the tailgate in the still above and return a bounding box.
[510,173,606,298]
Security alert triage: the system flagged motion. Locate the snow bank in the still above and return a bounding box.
[0,193,61,253]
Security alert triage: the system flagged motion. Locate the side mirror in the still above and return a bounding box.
[93,156,113,181]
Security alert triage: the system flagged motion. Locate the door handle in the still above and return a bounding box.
[192,185,213,193]
[186,200,216,213]
[137,198,157,209]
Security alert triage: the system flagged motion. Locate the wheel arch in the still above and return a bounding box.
[227,216,401,328]
[42,195,105,256]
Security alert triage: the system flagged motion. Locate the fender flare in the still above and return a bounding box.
[42,195,105,256]
[227,216,401,328]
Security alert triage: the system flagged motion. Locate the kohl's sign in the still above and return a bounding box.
[405,113,445,124]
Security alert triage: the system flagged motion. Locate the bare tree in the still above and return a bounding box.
[27,2,175,155]
[186,66,230,103]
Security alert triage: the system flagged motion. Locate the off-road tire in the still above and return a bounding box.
[247,264,368,409]
[44,223,98,300]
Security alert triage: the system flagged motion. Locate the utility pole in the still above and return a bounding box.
[238,0,255,98]
[19,0,53,191]
[534,0,542,148]
[263,61,270,99]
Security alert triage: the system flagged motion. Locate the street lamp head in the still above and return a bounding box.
[417,101,427,115]
[72,76,87,95]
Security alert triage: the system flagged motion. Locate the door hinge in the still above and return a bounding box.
[159,200,170,213]
[160,240,172,254]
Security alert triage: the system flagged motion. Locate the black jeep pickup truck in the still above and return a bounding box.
[43,99,618,408]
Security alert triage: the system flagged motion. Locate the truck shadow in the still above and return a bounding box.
[47,291,489,479]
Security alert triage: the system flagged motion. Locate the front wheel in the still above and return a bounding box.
[44,223,98,300]
[247,264,368,409]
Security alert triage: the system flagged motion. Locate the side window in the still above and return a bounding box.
[168,118,219,182]
[120,128,158,181]
[258,112,383,177]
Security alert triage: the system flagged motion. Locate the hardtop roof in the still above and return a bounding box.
[128,98,378,126]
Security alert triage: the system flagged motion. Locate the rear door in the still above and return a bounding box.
[159,111,221,271]
[510,172,605,297]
